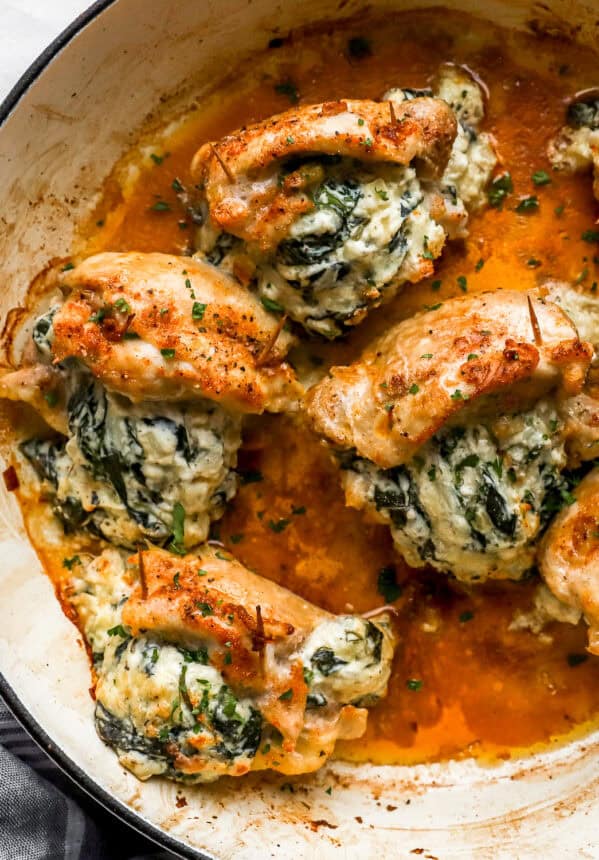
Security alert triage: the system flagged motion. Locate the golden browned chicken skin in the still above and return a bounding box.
[192,97,457,254]
[306,289,593,469]
[539,468,599,654]
[50,252,302,413]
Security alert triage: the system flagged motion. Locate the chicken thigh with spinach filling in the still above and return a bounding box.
[192,96,462,338]
[343,402,569,582]
[67,548,395,783]
[96,614,390,783]
[195,73,495,338]
[21,375,241,550]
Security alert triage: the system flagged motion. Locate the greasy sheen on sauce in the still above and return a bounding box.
[18,9,599,765]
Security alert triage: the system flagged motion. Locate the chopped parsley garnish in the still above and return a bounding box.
[62,555,81,570]
[408,383,420,395]
[229,533,244,544]
[239,469,263,485]
[423,302,442,311]
[150,152,164,165]
[107,625,128,638]
[192,302,207,320]
[268,518,290,533]
[161,347,176,359]
[196,602,213,617]
[427,465,436,481]
[406,678,423,692]
[457,275,468,292]
[431,279,442,291]
[375,187,389,201]
[489,457,503,478]
[488,172,513,209]
[420,353,433,359]
[515,195,539,213]
[450,389,464,400]
[173,571,181,590]
[113,297,131,314]
[527,257,542,268]
[466,353,478,361]
[377,565,402,602]
[61,262,75,272]
[197,568,208,577]
[88,308,107,324]
[44,391,59,407]
[278,688,293,701]
[123,331,140,340]
[261,296,285,314]
[347,36,372,60]
[475,258,485,271]
[274,80,299,103]
[292,505,306,515]
[169,502,186,555]
[459,610,474,623]
[149,199,171,212]
[303,666,314,686]
[567,653,588,667]
[422,236,434,260]
[171,177,184,193]
[286,135,295,145]
[554,203,565,216]
[582,229,599,243]
[532,170,551,186]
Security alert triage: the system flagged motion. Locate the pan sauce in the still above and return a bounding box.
[23,8,599,765]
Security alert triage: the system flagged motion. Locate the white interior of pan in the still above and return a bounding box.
[1,0,599,856]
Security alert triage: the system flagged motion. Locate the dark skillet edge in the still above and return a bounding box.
[0,2,210,857]
[0,0,114,121]
[0,670,210,859]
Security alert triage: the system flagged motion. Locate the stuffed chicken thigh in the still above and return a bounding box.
[192,95,464,337]
[67,547,395,782]
[306,289,593,582]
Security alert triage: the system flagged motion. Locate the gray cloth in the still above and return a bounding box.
[0,697,178,860]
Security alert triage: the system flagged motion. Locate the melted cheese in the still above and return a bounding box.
[22,376,241,549]
[256,163,445,337]
[344,401,567,582]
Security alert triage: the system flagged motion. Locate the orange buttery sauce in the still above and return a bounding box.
[27,9,599,765]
